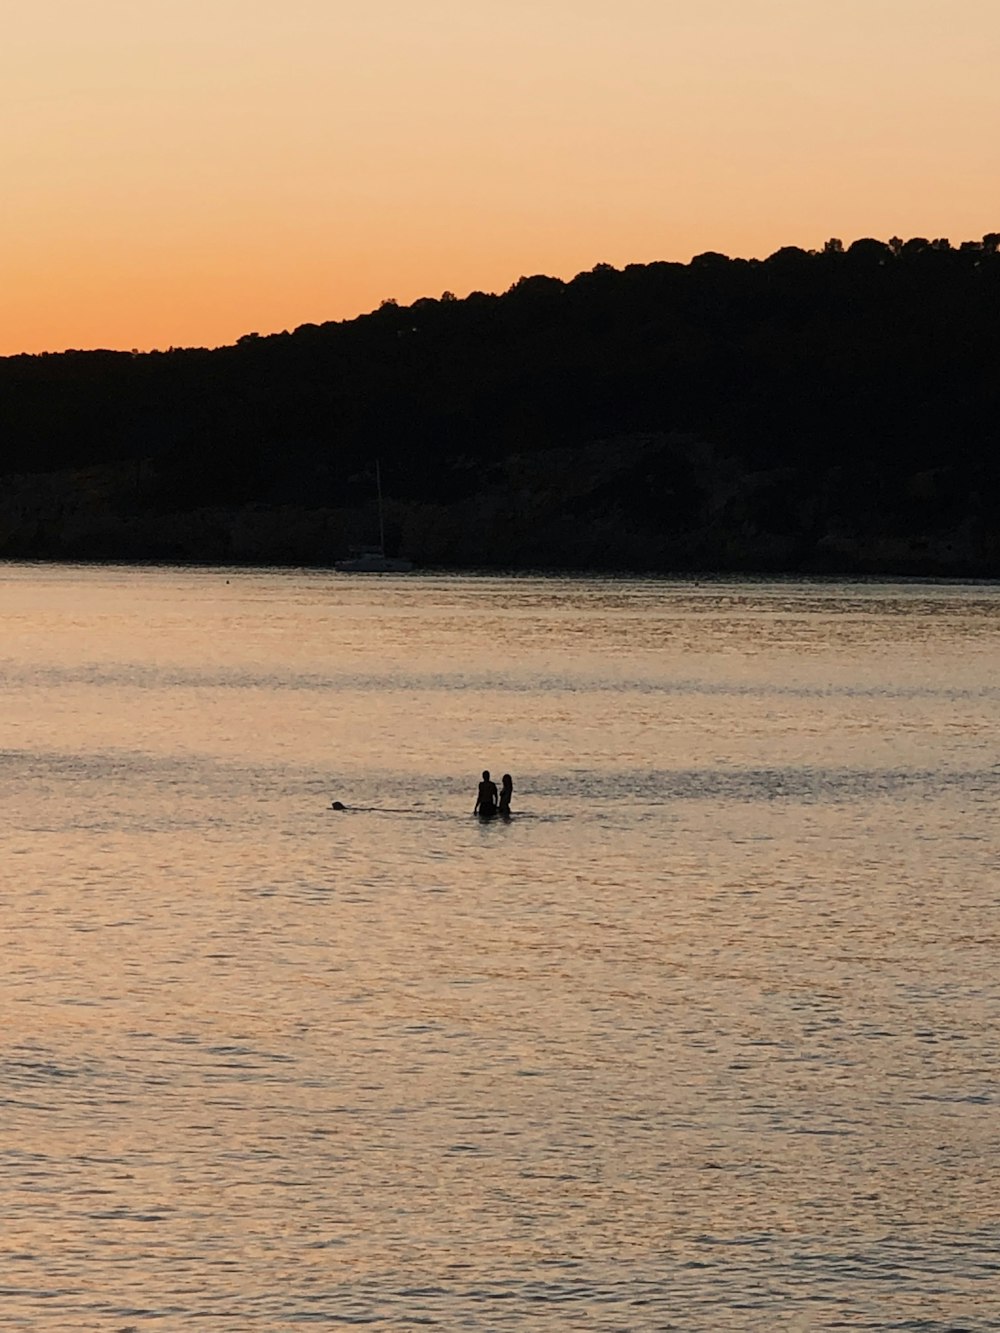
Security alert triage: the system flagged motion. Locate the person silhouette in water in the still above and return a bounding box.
[498,773,513,819]
[474,770,498,818]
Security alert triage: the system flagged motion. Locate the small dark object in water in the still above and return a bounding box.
[331,801,346,811]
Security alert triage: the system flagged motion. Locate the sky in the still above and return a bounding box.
[2,0,998,355]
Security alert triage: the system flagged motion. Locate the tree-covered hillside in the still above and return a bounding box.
[2,235,998,572]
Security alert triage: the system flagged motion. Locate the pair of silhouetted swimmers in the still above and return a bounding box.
[330,776,513,818]
[474,770,513,820]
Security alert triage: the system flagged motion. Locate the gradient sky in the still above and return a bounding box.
[3,0,998,355]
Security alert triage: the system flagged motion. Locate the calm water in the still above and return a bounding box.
[2,564,998,1330]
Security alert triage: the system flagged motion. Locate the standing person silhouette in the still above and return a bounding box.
[474,770,498,818]
[498,773,513,819]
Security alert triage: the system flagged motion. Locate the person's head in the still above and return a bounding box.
[501,773,512,788]
[482,770,490,781]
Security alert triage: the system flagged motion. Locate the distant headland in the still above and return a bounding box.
[2,234,998,577]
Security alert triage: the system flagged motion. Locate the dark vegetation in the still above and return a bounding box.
[2,233,999,573]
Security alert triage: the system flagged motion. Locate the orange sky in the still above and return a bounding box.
[3,0,998,355]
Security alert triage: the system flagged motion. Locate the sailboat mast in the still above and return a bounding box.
[376,459,386,554]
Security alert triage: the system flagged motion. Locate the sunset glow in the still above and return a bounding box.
[3,0,998,355]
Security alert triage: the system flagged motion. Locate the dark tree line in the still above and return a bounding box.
[1,234,998,572]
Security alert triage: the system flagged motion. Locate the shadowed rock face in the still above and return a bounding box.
[2,235,999,576]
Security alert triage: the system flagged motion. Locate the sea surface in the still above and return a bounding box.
[2,563,998,1331]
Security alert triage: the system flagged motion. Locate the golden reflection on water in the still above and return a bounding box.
[2,565,999,1329]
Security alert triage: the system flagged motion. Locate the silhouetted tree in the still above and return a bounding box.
[2,231,999,573]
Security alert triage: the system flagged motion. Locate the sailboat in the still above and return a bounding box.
[334,460,413,573]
